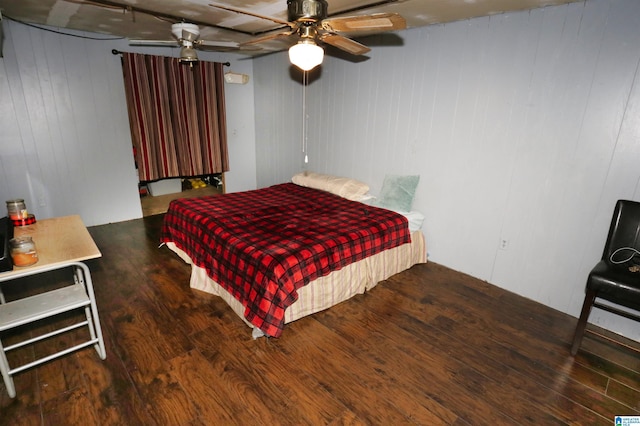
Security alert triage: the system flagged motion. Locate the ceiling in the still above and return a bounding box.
[0,0,583,56]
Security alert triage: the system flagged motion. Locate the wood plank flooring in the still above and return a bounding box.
[1,214,638,425]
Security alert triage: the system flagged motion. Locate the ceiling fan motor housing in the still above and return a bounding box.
[287,0,328,22]
[172,23,199,42]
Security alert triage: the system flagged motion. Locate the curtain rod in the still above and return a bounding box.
[111,49,230,66]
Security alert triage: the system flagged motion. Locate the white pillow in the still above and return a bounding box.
[292,172,370,201]
[399,211,425,232]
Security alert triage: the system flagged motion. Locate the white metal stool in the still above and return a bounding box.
[0,262,106,398]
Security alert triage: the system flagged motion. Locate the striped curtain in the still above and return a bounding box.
[121,53,229,182]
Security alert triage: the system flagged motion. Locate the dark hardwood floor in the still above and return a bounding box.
[1,214,638,425]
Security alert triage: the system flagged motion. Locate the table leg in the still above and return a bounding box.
[0,339,16,398]
[75,264,106,360]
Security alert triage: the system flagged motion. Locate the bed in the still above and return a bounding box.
[160,175,427,338]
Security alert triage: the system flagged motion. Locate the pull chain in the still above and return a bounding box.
[302,70,308,164]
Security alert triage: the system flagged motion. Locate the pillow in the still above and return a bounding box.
[291,171,370,201]
[374,175,420,212]
[397,210,425,232]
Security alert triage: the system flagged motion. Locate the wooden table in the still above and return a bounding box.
[1,215,101,279]
[0,215,106,398]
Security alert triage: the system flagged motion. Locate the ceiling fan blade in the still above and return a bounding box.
[64,0,124,10]
[129,39,178,46]
[322,13,406,33]
[209,2,293,27]
[241,29,296,46]
[197,40,239,48]
[201,45,263,52]
[319,34,370,56]
[196,46,238,52]
[237,45,264,52]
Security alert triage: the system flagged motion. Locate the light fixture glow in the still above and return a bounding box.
[289,39,324,71]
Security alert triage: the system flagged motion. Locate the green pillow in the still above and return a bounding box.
[374,175,420,212]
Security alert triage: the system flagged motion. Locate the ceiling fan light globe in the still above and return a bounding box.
[289,41,324,71]
[179,45,199,63]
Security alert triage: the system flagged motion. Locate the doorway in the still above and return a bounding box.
[139,174,224,217]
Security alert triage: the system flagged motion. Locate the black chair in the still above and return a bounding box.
[571,200,640,355]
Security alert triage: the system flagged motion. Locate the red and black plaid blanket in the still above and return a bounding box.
[160,183,411,337]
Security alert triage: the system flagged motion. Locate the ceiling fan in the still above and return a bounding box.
[129,22,240,64]
[210,0,407,71]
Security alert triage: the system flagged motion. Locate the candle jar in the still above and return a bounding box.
[6,199,28,221]
[10,236,38,267]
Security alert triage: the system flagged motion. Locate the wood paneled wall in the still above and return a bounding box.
[0,20,257,226]
[253,0,640,341]
[0,21,142,226]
